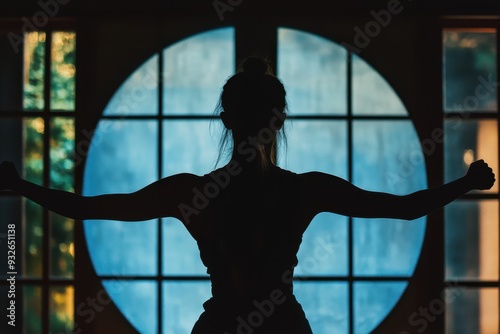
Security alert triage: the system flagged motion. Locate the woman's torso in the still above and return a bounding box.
[186,163,314,333]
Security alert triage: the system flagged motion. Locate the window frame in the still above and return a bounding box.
[0,19,77,334]
[440,17,500,334]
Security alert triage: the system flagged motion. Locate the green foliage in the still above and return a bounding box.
[51,32,76,111]
[22,32,76,331]
[23,32,45,110]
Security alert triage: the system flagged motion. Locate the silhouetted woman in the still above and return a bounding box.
[0,56,496,334]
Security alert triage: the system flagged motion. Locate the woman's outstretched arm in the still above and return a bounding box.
[0,161,199,222]
[300,159,496,220]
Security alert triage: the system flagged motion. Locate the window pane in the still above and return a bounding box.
[102,280,158,334]
[162,218,207,276]
[279,120,347,178]
[85,220,157,276]
[24,199,43,278]
[23,32,45,111]
[162,281,211,334]
[49,286,74,333]
[50,117,74,191]
[24,285,42,334]
[50,32,76,111]
[24,117,44,186]
[296,213,348,276]
[278,28,347,115]
[50,213,74,279]
[353,217,426,276]
[103,54,158,116]
[294,282,348,334]
[445,119,498,193]
[353,121,427,276]
[354,282,408,334]
[162,28,235,115]
[443,30,497,112]
[446,288,499,334]
[353,121,427,194]
[162,120,220,177]
[445,200,499,281]
[352,53,407,115]
[83,120,158,194]
[83,120,159,275]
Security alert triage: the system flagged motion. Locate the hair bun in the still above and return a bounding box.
[242,56,269,75]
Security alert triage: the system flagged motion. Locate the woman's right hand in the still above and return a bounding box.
[0,161,21,191]
[466,159,496,190]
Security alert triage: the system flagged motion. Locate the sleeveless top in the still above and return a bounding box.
[196,164,305,304]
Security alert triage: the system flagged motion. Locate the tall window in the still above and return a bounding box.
[443,27,499,333]
[0,30,76,333]
[83,27,427,334]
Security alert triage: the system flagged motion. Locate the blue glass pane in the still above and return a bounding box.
[162,218,207,276]
[445,287,499,334]
[83,120,158,275]
[102,280,157,334]
[162,281,212,334]
[353,121,427,194]
[353,121,426,276]
[353,217,426,276]
[163,28,235,115]
[445,200,499,281]
[354,282,408,334]
[162,120,220,177]
[294,282,349,334]
[279,120,347,178]
[443,30,497,112]
[296,212,348,276]
[278,28,347,115]
[352,54,406,115]
[103,55,158,116]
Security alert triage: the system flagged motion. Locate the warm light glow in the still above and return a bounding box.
[59,243,68,253]
[463,149,475,166]
[477,120,499,193]
[68,242,75,257]
[31,117,45,134]
[480,288,499,333]
[51,286,74,327]
[479,201,499,281]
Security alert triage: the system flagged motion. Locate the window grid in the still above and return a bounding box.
[0,29,76,334]
[442,24,500,334]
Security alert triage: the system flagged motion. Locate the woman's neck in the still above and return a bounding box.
[228,131,278,172]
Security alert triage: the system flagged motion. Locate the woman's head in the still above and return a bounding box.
[214,56,288,170]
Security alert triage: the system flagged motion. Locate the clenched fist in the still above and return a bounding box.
[0,161,21,191]
[466,159,496,190]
